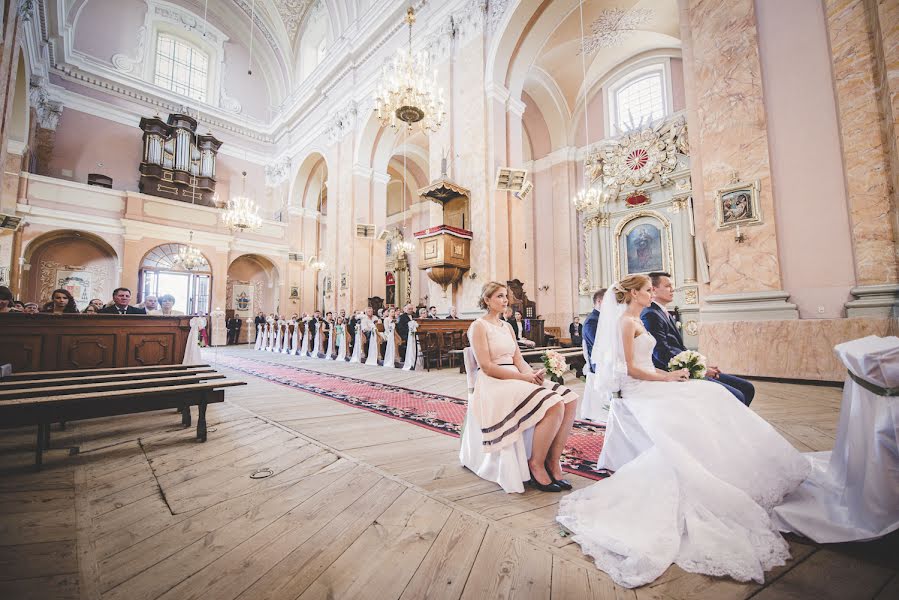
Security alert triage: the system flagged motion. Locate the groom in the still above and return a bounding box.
[642,272,755,406]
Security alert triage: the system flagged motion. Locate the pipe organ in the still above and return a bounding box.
[138,113,222,207]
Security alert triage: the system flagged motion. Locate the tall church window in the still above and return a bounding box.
[610,66,667,134]
[154,34,210,102]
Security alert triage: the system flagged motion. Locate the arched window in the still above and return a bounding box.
[609,64,669,134]
[154,33,210,102]
[139,244,212,314]
[299,1,331,81]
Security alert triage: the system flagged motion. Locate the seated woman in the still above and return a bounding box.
[466,281,579,492]
[156,294,185,316]
[41,289,79,314]
[556,274,809,588]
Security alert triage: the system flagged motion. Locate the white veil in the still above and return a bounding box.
[591,283,628,394]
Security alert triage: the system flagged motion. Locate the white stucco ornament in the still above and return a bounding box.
[586,116,688,188]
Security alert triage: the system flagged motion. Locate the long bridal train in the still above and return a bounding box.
[557,308,809,588]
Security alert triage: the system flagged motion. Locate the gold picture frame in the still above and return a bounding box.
[716,180,761,229]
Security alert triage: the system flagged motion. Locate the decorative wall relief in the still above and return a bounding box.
[586,116,688,189]
[716,179,761,229]
[39,260,109,309]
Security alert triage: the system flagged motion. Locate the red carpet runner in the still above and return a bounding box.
[216,354,610,481]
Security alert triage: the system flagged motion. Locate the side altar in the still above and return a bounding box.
[577,113,700,347]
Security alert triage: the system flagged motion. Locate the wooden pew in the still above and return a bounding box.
[0,366,245,468]
[0,314,194,373]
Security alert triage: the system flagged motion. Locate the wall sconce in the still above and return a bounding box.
[537,284,550,293]
[468,271,478,280]
[734,225,745,244]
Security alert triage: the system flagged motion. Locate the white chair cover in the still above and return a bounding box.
[273,321,283,353]
[365,327,380,366]
[264,323,274,351]
[325,326,336,360]
[336,326,348,361]
[383,325,396,369]
[458,347,534,493]
[350,328,364,363]
[577,341,610,423]
[300,321,311,357]
[183,317,206,365]
[280,322,290,353]
[773,335,899,542]
[402,323,419,370]
[312,323,323,358]
[290,322,300,355]
[254,324,264,350]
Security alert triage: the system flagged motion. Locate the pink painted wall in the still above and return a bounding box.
[755,0,855,318]
[48,110,143,190]
[227,255,276,314]
[24,236,117,306]
[222,42,272,121]
[521,92,553,159]
[670,57,686,112]
[573,90,605,147]
[73,0,145,64]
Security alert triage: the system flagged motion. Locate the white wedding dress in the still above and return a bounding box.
[557,333,810,588]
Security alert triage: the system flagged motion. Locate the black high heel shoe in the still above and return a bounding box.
[528,468,562,492]
[545,461,572,490]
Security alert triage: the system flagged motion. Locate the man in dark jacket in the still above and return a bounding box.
[98,288,147,315]
[582,289,605,373]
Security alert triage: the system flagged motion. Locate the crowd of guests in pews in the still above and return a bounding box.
[251,302,468,368]
[0,286,186,316]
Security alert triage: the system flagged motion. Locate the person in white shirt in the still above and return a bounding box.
[361,307,381,366]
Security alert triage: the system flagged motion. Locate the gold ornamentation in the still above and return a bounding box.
[685,320,698,336]
[683,287,698,305]
[670,195,690,213]
[586,116,688,188]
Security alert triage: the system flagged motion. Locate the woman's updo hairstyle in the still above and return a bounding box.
[478,281,506,310]
[613,274,651,304]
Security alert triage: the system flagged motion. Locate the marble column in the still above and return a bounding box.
[825,0,899,316]
[684,0,797,321]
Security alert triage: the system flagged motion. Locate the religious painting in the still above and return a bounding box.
[340,271,348,290]
[231,283,253,317]
[56,269,93,309]
[716,180,761,229]
[625,223,664,274]
[289,286,299,298]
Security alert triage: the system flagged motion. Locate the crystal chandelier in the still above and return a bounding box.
[174,231,206,271]
[222,171,262,231]
[374,6,445,133]
[396,239,415,255]
[571,0,606,214]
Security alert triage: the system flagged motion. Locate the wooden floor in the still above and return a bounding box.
[1,346,897,600]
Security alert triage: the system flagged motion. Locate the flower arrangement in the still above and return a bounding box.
[668,350,707,380]
[542,350,568,384]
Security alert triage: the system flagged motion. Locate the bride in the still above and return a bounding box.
[556,274,810,588]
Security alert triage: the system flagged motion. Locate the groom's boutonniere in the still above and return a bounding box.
[675,321,682,330]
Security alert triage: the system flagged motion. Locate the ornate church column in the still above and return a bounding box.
[825,0,899,316]
[682,0,797,321]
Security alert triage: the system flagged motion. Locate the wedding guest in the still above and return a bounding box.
[226,313,242,344]
[11,300,25,311]
[428,306,438,319]
[86,298,104,312]
[41,289,79,314]
[99,288,147,315]
[157,294,184,316]
[362,307,381,366]
[418,307,428,318]
[140,295,159,313]
[569,316,583,348]
[583,289,605,373]
[23,302,40,314]
[514,311,536,349]
[0,286,16,313]
[445,306,459,319]
[468,281,578,492]
[642,272,755,406]
[83,304,100,314]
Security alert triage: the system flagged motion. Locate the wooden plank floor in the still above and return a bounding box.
[0,346,896,600]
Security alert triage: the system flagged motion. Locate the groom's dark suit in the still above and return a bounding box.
[582,308,600,373]
[641,302,755,406]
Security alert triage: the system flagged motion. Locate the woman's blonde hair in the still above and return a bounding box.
[613,274,651,304]
[478,281,507,310]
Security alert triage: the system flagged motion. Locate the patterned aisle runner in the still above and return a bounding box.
[216,354,610,481]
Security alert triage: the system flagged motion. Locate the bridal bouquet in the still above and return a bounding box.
[542,350,568,384]
[668,350,707,380]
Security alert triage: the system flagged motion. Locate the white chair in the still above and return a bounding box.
[576,341,610,423]
[254,324,264,350]
[459,347,534,494]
